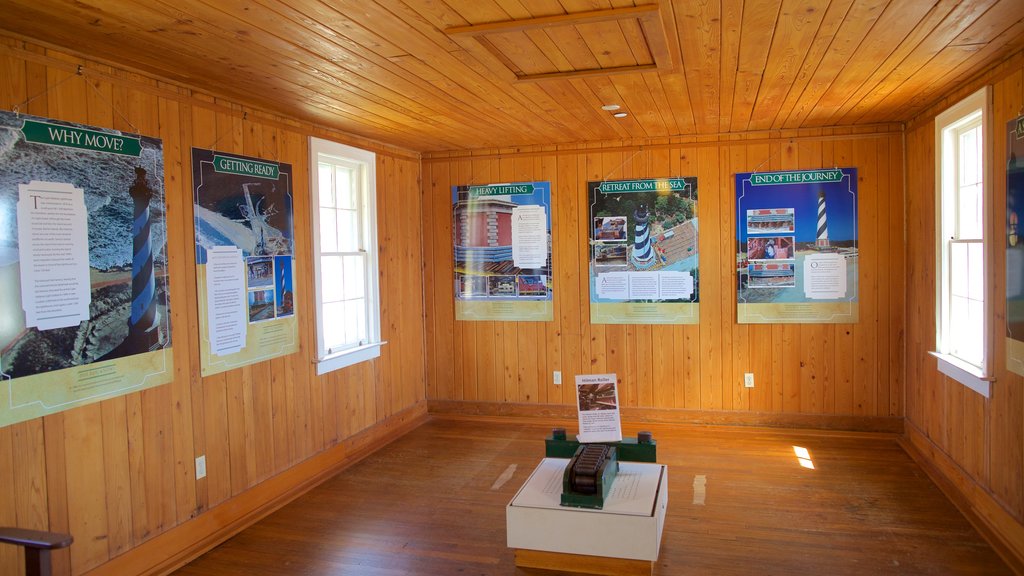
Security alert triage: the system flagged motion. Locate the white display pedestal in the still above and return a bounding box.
[506,458,668,575]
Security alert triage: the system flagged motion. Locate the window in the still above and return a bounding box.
[310,137,382,375]
[933,87,992,397]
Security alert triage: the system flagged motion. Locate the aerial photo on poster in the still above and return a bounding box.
[0,110,173,426]
[736,168,858,323]
[588,177,699,324]
[452,181,552,321]
[193,148,297,376]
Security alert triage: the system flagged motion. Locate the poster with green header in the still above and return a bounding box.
[0,110,173,427]
[192,148,297,376]
[452,182,552,321]
[588,177,699,324]
[736,168,858,324]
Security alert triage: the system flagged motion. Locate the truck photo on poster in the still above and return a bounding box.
[452,181,552,321]
[736,168,858,324]
[588,177,699,324]
[0,110,172,426]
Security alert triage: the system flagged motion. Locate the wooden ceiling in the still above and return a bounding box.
[2,1,1024,153]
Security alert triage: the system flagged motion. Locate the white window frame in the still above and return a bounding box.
[309,137,383,375]
[931,86,993,397]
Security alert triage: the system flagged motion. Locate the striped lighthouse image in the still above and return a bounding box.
[631,203,656,269]
[815,190,830,249]
[127,166,162,351]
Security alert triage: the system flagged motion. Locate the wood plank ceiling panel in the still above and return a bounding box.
[838,0,993,125]
[1,0,1023,152]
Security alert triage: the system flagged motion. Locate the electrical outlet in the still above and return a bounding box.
[744,373,755,388]
[195,455,207,479]
[553,371,562,385]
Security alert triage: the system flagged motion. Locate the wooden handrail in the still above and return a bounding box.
[0,528,73,576]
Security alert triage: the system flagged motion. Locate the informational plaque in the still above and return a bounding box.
[452,182,552,321]
[736,169,858,324]
[0,111,172,427]
[588,178,699,324]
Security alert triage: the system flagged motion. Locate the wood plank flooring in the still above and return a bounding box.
[174,417,1012,575]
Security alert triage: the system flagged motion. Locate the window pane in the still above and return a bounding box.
[337,209,360,252]
[320,207,338,253]
[958,183,982,239]
[336,165,355,210]
[968,241,984,301]
[345,299,367,345]
[318,163,335,208]
[323,301,345,350]
[951,242,968,298]
[959,126,980,186]
[343,255,365,300]
[321,254,345,303]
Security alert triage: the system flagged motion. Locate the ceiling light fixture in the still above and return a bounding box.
[601,104,621,111]
[613,112,628,118]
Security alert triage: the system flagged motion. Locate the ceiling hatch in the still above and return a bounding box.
[446,5,674,83]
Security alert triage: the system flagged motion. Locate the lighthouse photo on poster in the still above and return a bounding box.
[0,110,173,426]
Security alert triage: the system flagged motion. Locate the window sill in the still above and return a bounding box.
[316,342,385,376]
[929,351,993,398]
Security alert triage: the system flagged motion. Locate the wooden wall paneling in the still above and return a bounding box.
[555,150,578,407]
[831,136,857,416]
[63,405,110,571]
[888,133,906,418]
[744,142,770,413]
[430,161,456,402]
[11,421,49,534]
[0,426,21,574]
[539,150,561,406]
[874,135,891,416]
[379,155,400,416]
[158,82,200,527]
[671,144,696,409]
[853,137,878,416]
[403,155,427,410]
[698,143,722,410]
[718,143,737,411]
[728,143,749,411]
[42,412,71,576]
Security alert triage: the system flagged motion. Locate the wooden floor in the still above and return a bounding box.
[174,417,1012,575]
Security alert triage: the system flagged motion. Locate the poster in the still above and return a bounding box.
[192,148,297,376]
[1006,115,1024,376]
[588,178,699,324]
[452,182,552,321]
[736,168,858,323]
[0,111,172,427]
[575,373,622,443]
